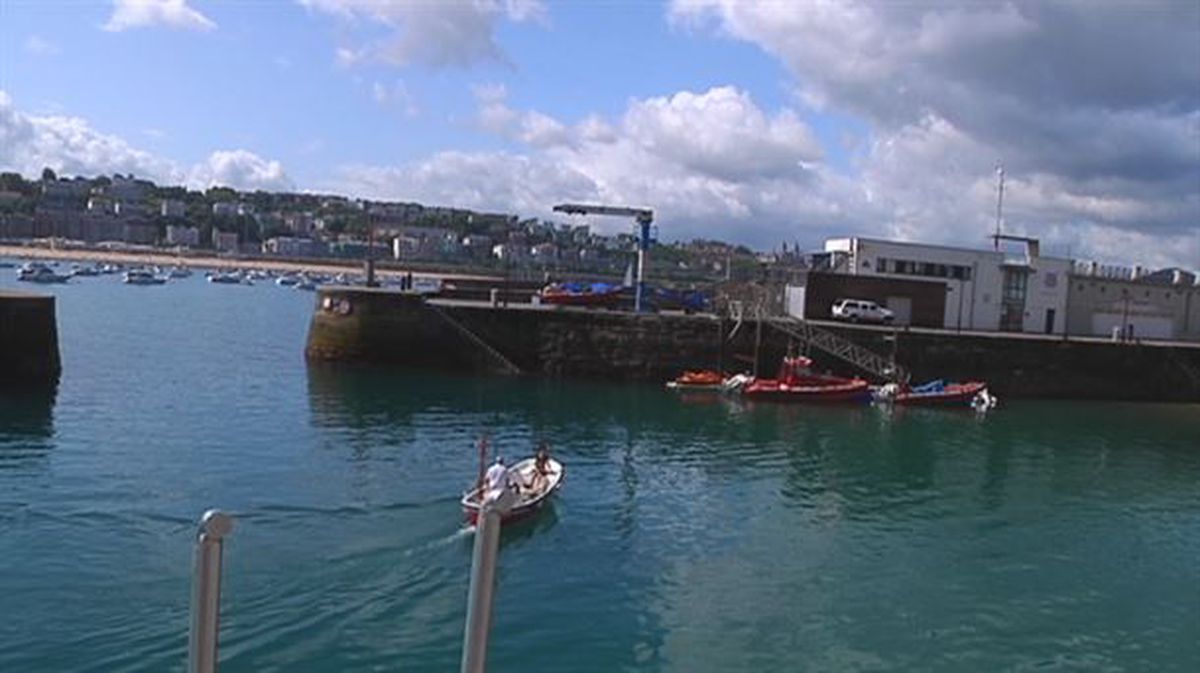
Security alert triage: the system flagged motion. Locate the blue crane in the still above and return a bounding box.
[552,203,655,312]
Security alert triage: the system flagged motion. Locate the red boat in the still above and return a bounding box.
[742,356,872,403]
[540,282,625,308]
[875,380,991,407]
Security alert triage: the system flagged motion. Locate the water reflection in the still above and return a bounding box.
[498,504,559,550]
[0,383,56,469]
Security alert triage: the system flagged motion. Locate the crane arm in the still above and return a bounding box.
[552,203,653,224]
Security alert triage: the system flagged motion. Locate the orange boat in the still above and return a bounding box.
[666,370,726,391]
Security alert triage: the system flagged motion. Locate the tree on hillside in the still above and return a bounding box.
[41,167,57,183]
[206,186,238,203]
[0,172,31,194]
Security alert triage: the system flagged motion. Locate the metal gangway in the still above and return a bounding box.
[766,315,908,383]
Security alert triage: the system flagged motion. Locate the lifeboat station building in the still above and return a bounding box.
[786,235,1072,335]
[1065,264,1200,342]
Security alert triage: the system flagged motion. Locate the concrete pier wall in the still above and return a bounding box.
[0,290,61,386]
[306,288,1200,402]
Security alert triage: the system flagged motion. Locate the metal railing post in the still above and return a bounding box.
[189,509,234,673]
[461,491,511,673]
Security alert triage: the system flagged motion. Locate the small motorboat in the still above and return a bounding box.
[16,263,71,284]
[462,455,564,526]
[207,271,244,284]
[666,370,726,391]
[742,355,872,403]
[123,269,167,285]
[874,380,991,407]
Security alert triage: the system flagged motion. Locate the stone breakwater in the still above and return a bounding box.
[305,287,1200,402]
[0,290,61,387]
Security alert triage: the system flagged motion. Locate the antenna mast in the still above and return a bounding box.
[993,164,1005,250]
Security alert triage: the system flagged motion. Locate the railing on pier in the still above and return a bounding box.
[189,510,234,673]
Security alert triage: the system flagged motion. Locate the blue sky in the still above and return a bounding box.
[1,1,1197,270]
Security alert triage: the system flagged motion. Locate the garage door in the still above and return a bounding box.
[1091,313,1175,340]
[885,296,912,326]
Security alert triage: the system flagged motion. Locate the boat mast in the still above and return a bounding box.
[993,164,1005,250]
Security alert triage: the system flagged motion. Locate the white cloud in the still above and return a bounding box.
[0,92,291,194]
[668,0,1200,268]
[103,0,216,33]
[622,87,822,181]
[372,80,420,117]
[333,86,865,247]
[23,35,60,56]
[0,91,181,182]
[298,0,545,68]
[328,73,1198,270]
[188,150,293,192]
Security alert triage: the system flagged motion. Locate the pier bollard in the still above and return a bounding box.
[189,510,234,673]
[461,490,513,673]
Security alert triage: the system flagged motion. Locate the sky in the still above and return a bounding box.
[1,0,1197,270]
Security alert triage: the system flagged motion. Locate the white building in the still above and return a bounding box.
[160,199,186,218]
[263,236,324,258]
[1066,263,1199,341]
[104,175,153,203]
[821,236,1071,334]
[283,212,316,236]
[213,230,239,253]
[166,225,200,247]
[491,242,528,263]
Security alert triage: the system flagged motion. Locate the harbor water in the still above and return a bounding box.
[1,267,1198,672]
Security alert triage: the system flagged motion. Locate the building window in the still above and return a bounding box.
[1002,270,1028,303]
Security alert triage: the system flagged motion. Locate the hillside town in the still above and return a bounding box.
[2,170,1197,343]
[0,170,758,283]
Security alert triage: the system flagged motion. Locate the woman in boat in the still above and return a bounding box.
[525,443,552,492]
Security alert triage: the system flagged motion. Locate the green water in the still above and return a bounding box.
[1,268,1198,671]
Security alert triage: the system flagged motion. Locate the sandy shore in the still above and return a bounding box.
[0,243,498,281]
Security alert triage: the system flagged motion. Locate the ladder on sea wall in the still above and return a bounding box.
[766,316,908,383]
[425,302,523,376]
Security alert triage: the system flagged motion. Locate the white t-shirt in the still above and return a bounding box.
[484,462,509,491]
